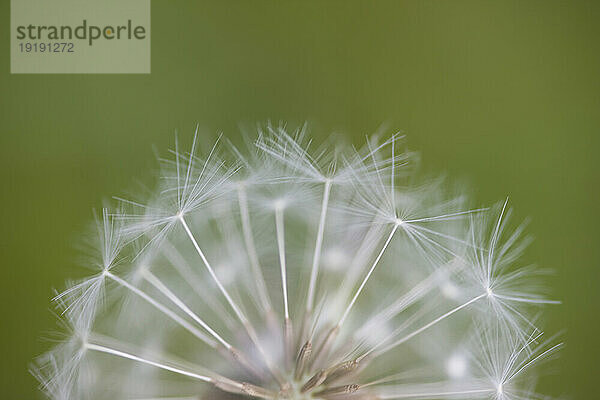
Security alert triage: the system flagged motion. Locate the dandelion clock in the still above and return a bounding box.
[33,125,562,400]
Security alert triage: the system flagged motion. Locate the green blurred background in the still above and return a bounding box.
[1,1,598,398]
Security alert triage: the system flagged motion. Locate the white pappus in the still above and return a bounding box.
[32,124,562,400]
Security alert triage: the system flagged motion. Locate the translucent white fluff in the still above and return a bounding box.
[32,124,561,400]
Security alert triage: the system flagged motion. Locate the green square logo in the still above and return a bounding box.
[11,0,151,74]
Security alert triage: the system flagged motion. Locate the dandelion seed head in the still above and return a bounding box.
[33,125,561,400]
